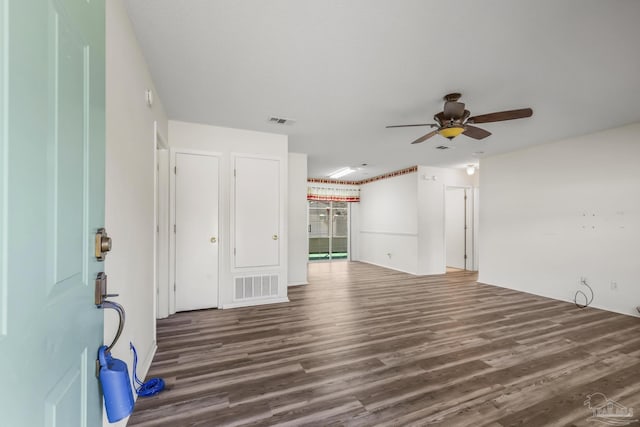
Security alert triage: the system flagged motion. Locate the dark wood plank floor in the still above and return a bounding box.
[128,262,640,427]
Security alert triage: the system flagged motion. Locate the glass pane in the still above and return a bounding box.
[309,201,330,260]
[309,205,330,238]
[332,208,348,237]
[309,200,330,209]
[309,237,330,260]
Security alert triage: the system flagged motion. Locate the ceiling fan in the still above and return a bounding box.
[386,93,533,144]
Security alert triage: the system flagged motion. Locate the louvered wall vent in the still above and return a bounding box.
[234,274,279,300]
[268,116,296,125]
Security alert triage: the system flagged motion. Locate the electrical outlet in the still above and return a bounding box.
[610,281,618,291]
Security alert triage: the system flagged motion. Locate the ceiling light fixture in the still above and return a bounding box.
[438,126,465,140]
[329,167,355,179]
[466,165,476,176]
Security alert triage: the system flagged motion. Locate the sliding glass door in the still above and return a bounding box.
[309,201,349,260]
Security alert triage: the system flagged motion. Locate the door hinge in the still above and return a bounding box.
[157,224,160,233]
[174,166,176,174]
[233,248,236,256]
[233,169,236,177]
[174,282,176,291]
[464,254,468,259]
[173,224,176,233]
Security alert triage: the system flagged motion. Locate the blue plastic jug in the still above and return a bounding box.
[98,345,135,423]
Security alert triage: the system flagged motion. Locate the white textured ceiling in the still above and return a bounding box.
[125,0,640,180]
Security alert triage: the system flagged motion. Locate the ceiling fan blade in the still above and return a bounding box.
[434,111,446,126]
[463,125,491,140]
[467,108,533,124]
[386,123,436,129]
[443,101,465,119]
[410,129,438,144]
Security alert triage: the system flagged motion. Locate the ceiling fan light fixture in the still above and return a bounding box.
[438,126,465,140]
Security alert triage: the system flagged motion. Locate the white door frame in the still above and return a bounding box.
[168,148,222,315]
[154,122,170,319]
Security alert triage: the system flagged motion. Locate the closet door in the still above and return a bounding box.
[175,153,219,310]
[234,156,280,268]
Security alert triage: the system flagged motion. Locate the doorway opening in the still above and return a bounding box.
[445,187,473,270]
[308,201,349,261]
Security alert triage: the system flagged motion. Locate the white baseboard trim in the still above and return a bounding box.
[138,340,157,384]
[478,280,640,318]
[221,297,290,309]
[288,281,308,287]
[358,260,417,276]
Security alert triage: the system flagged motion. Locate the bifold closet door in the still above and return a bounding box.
[175,153,219,311]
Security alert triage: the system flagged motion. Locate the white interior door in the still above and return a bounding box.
[234,156,280,268]
[446,188,467,269]
[175,153,219,311]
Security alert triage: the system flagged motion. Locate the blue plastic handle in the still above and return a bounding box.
[98,345,109,368]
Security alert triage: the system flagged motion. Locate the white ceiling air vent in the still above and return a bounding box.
[268,116,296,125]
[435,145,450,150]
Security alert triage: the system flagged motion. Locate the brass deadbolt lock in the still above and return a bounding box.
[95,228,112,261]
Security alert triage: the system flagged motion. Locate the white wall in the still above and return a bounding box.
[359,173,419,273]
[105,1,168,425]
[350,201,360,261]
[168,120,288,309]
[356,168,477,275]
[288,153,308,285]
[479,123,640,317]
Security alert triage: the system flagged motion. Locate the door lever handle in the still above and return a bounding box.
[94,273,118,306]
